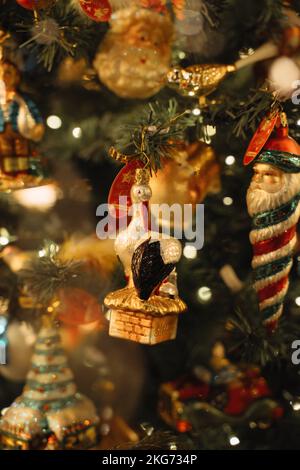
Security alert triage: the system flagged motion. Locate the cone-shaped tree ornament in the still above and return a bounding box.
[0,318,99,450]
[245,111,300,330]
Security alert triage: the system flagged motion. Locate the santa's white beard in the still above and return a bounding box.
[247,172,300,217]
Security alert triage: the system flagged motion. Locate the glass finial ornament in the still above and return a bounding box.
[0,60,49,192]
[245,110,300,331]
[104,167,186,345]
[0,317,99,450]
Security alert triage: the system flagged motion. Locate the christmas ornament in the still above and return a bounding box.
[246,111,300,329]
[149,141,221,229]
[139,0,167,14]
[0,319,99,450]
[104,167,186,344]
[167,63,235,99]
[78,0,112,22]
[0,60,47,192]
[159,342,283,432]
[58,236,116,279]
[16,0,55,10]
[93,6,174,99]
[55,287,103,327]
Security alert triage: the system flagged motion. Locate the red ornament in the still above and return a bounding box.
[79,0,112,22]
[56,287,102,326]
[16,0,55,10]
[280,26,300,56]
[108,160,143,219]
[264,125,300,155]
[243,110,279,165]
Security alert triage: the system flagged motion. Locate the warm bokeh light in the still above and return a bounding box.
[13,184,59,211]
[46,115,62,129]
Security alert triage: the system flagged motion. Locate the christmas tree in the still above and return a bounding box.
[1,0,300,452]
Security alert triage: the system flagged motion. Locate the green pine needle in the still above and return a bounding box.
[114,98,198,173]
[20,256,83,307]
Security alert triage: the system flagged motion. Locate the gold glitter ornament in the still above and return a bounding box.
[167,63,236,98]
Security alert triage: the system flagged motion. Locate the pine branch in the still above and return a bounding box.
[226,305,300,367]
[202,88,276,139]
[19,253,83,307]
[16,1,105,71]
[113,98,198,173]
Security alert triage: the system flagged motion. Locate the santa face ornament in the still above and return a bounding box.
[93,7,173,99]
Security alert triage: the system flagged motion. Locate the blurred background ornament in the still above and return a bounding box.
[93,6,174,98]
[0,60,48,192]
[15,0,56,10]
[149,141,221,229]
[78,0,112,22]
[159,342,283,433]
[57,56,100,90]
[55,287,103,327]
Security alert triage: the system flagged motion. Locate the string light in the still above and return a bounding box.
[292,402,300,411]
[183,244,197,259]
[46,115,62,129]
[223,196,233,206]
[295,297,300,306]
[197,286,212,302]
[0,236,9,246]
[229,435,240,446]
[38,249,46,258]
[206,125,216,137]
[297,119,300,126]
[192,108,201,116]
[72,127,82,139]
[188,91,195,96]
[225,155,235,165]
[178,51,186,59]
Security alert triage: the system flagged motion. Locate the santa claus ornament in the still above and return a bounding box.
[93,6,174,99]
[245,110,300,330]
[105,167,186,344]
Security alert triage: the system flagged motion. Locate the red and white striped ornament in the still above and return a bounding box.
[247,121,300,330]
[78,0,112,22]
